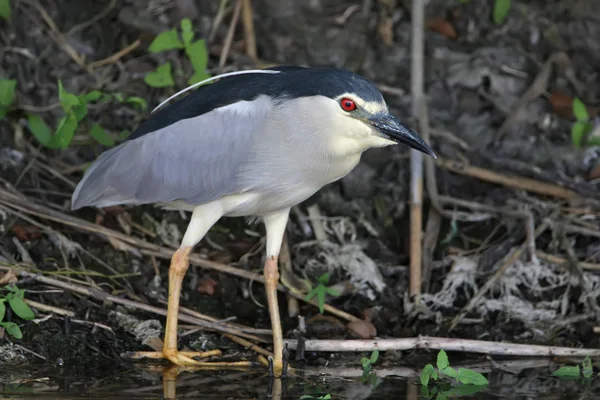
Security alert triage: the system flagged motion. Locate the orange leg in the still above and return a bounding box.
[136,246,251,367]
[264,255,283,375]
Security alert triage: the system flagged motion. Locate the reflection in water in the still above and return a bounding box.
[1,358,600,399]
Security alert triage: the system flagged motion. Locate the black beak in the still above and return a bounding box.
[369,113,437,158]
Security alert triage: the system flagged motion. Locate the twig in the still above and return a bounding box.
[283,336,600,357]
[495,52,575,142]
[306,204,328,241]
[0,188,358,322]
[0,266,266,342]
[24,299,75,317]
[240,0,257,61]
[437,158,581,201]
[223,333,272,358]
[408,0,426,300]
[67,0,117,35]
[449,219,552,330]
[88,39,141,69]
[536,251,600,271]
[219,0,243,69]
[20,0,88,71]
[209,0,230,43]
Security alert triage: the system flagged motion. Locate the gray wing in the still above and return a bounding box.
[71,98,272,210]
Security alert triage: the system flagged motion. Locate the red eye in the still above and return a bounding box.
[340,98,357,112]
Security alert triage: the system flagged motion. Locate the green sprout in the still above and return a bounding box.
[145,18,211,87]
[26,82,146,149]
[0,79,16,119]
[493,0,511,25]
[0,0,10,21]
[304,273,341,314]
[571,98,600,148]
[553,356,596,380]
[361,349,379,375]
[460,0,511,26]
[0,284,35,339]
[420,350,488,399]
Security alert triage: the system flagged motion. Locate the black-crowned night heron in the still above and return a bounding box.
[71,66,436,374]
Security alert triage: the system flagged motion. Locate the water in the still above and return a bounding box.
[1,359,598,399]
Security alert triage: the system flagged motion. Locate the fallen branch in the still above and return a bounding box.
[283,336,600,357]
[437,158,582,201]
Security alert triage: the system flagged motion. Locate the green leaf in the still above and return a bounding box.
[457,368,488,385]
[573,97,589,121]
[0,79,16,107]
[27,114,54,147]
[126,96,148,111]
[582,356,593,378]
[1,322,22,339]
[73,102,87,122]
[571,121,591,148]
[118,130,131,141]
[0,0,10,20]
[82,90,103,103]
[8,296,34,320]
[370,349,379,364]
[52,112,78,149]
[318,273,330,285]
[553,365,580,379]
[421,364,435,386]
[185,39,209,80]
[144,62,175,88]
[439,366,458,379]
[0,300,5,323]
[435,393,448,400]
[89,123,114,147]
[324,286,341,296]
[180,18,194,45]
[149,29,184,52]
[493,0,511,25]
[58,80,81,113]
[437,349,449,370]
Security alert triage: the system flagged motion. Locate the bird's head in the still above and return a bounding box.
[270,67,436,158]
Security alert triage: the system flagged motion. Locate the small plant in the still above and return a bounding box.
[460,0,510,25]
[0,0,10,21]
[304,273,341,314]
[571,97,600,148]
[0,284,35,339]
[552,356,596,380]
[0,78,16,119]
[493,0,511,25]
[359,349,382,386]
[145,18,211,88]
[26,82,145,149]
[420,350,488,399]
[361,349,379,374]
[299,395,331,400]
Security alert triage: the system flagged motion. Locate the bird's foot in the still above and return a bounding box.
[127,349,253,368]
[268,343,289,378]
[127,349,220,365]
